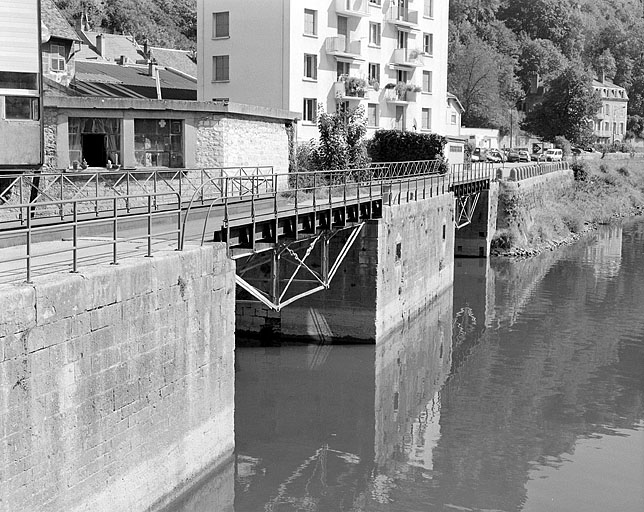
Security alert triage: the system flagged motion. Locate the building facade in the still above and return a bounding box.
[197,0,449,142]
[0,0,43,167]
[592,77,628,144]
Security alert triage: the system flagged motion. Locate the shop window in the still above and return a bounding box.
[68,117,121,167]
[135,119,184,168]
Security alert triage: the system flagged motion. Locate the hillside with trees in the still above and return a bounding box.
[448,0,644,143]
[54,0,196,50]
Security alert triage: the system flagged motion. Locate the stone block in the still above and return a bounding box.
[0,285,36,337]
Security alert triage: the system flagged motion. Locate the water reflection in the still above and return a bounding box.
[169,222,644,511]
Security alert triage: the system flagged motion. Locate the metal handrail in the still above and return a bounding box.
[0,191,181,283]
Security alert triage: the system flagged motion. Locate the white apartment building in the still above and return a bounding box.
[592,77,628,144]
[197,0,449,142]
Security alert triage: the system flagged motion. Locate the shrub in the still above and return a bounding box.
[571,161,589,181]
[368,130,447,162]
[553,135,572,157]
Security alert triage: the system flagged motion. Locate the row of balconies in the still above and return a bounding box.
[325,36,426,66]
[333,79,423,104]
[335,0,422,27]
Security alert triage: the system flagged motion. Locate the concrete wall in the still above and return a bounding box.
[0,245,236,512]
[455,182,499,258]
[237,193,455,343]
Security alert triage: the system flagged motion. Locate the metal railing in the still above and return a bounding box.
[180,160,495,249]
[0,166,273,225]
[0,191,181,283]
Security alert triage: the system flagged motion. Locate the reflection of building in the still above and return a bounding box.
[583,225,622,279]
[0,0,43,167]
[197,0,451,142]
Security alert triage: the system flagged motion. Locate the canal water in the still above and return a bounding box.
[170,220,644,512]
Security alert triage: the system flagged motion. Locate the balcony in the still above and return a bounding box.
[392,48,424,67]
[385,6,419,29]
[333,76,370,101]
[325,36,363,60]
[384,84,419,104]
[335,0,370,17]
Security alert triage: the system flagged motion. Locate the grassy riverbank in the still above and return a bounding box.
[491,160,644,257]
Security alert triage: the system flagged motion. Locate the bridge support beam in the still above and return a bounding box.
[236,193,455,343]
[454,182,499,258]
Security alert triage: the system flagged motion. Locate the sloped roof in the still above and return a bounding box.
[80,32,145,62]
[72,61,196,100]
[41,0,80,42]
[149,47,197,78]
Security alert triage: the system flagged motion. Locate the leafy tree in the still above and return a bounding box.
[517,38,568,94]
[521,66,602,145]
[313,106,368,171]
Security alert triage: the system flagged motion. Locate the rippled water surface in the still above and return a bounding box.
[172,220,644,511]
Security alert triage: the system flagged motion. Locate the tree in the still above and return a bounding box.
[521,66,602,145]
[517,38,568,94]
[313,106,368,171]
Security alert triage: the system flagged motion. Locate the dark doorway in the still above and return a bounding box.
[82,133,106,167]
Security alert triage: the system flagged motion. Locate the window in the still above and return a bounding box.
[213,55,229,81]
[368,63,380,85]
[424,0,434,18]
[451,112,457,125]
[304,54,317,79]
[303,98,317,123]
[304,9,317,36]
[370,0,382,5]
[422,70,432,93]
[337,61,350,79]
[397,30,408,50]
[423,33,433,56]
[369,22,381,46]
[213,12,229,38]
[422,108,431,130]
[0,72,38,90]
[397,69,408,83]
[367,103,378,127]
[395,106,405,130]
[620,122,624,134]
[50,44,66,72]
[5,97,39,120]
[135,119,184,168]
[605,104,610,115]
[604,121,609,131]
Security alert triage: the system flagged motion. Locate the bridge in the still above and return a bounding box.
[0,161,493,310]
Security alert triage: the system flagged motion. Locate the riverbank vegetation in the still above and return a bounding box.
[492,160,644,256]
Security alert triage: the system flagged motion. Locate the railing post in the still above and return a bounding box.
[146,195,153,257]
[112,197,118,264]
[72,201,78,273]
[25,205,31,283]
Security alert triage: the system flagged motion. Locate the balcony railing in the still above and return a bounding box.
[335,0,370,17]
[392,48,424,67]
[385,88,418,103]
[325,36,362,58]
[333,80,369,100]
[385,6,419,27]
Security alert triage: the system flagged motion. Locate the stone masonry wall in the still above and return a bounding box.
[43,107,59,170]
[196,114,290,176]
[375,194,455,339]
[0,245,236,512]
[454,182,500,258]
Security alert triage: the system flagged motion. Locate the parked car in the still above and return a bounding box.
[486,149,505,163]
[543,148,563,161]
[518,150,530,162]
[506,149,521,162]
[471,147,486,162]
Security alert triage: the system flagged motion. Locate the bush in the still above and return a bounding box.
[368,130,447,162]
[553,135,572,157]
[572,161,589,181]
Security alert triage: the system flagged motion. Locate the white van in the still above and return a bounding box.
[544,148,563,161]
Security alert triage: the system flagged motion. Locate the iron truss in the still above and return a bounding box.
[234,224,365,311]
[454,192,480,229]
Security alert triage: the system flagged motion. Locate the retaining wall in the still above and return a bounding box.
[0,244,236,512]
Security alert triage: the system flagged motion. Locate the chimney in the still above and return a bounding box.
[599,70,606,83]
[96,34,106,57]
[119,55,129,65]
[148,59,158,77]
[143,40,149,59]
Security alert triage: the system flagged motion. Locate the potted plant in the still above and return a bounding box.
[345,76,368,97]
[368,78,380,91]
